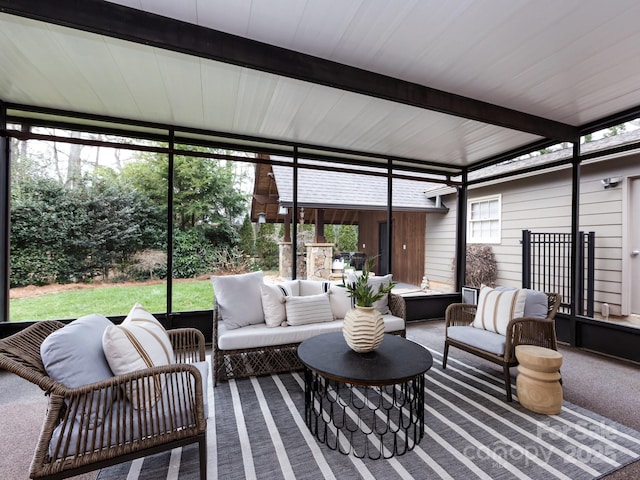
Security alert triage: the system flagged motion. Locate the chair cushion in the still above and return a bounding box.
[48,361,209,458]
[211,271,264,329]
[285,293,334,326]
[471,286,527,335]
[217,314,405,350]
[524,289,549,318]
[102,303,175,410]
[40,314,115,429]
[261,281,299,327]
[447,326,506,356]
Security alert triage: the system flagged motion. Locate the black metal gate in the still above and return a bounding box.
[522,230,595,316]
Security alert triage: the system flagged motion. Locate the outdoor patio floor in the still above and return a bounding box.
[1,320,639,479]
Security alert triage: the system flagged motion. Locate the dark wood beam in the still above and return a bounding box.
[0,0,579,141]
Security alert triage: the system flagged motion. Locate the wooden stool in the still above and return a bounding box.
[515,345,563,414]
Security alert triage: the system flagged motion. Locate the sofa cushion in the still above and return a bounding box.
[41,314,115,429]
[285,293,334,326]
[472,286,527,335]
[211,271,264,329]
[369,274,393,314]
[447,326,506,356]
[345,272,394,314]
[102,303,175,410]
[298,279,330,296]
[329,283,353,319]
[524,289,549,318]
[261,281,299,327]
[217,314,404,350]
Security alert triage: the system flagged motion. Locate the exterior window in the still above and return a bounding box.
[468,195,501,244]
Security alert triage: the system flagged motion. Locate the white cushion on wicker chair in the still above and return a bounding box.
[48,360,209,458]
[471,286,527,335]
[102,303,175,409]
[447,326,506,356]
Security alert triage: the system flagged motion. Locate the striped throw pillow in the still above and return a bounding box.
[285,293,334,326]
[471,286,527,335]
[102,303,175,409]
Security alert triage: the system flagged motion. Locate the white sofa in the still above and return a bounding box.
[211,271,406,385]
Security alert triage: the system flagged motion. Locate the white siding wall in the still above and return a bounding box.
[424,154,640,317]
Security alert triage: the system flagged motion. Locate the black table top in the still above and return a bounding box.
[297,332,433,386]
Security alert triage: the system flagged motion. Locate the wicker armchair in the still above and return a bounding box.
[0,321,208,480]
[443,292,561,402]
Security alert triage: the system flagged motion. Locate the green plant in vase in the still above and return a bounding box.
[339,256,396,307]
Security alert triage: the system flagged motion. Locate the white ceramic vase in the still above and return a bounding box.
[342,305,385,353]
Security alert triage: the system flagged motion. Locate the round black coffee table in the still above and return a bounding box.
[297,332,432,459]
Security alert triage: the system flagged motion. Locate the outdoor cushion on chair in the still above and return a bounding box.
[443,287,561,402]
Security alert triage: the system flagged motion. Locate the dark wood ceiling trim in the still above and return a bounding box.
[0,0,579,142]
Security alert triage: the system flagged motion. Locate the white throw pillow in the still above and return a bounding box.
[329,283,353,319]
[285,293,334,326]
[369,274,393,314]
[471,286,527,335]
[102,303,175,409]
[345,272,393,314]
[261,281,299,327]
[298,279,330,296]
[211,271,264,329]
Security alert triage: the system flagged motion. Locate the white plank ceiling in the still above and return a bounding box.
[2,0,640,169]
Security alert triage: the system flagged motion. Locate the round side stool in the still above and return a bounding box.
[515,345,563,415]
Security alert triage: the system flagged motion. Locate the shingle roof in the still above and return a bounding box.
[271,164,447,212]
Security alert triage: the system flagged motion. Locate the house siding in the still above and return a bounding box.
[425,154,640,318]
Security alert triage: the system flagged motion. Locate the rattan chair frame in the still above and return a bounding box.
[0,321,208,480]
[212,293,407,385]
[442,292,561,402]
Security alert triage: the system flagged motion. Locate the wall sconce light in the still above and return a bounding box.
[601,177,620,189]
[278,205,288,215]
[258,212,266,224]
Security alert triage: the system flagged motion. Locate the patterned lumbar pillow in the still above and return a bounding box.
[102,303,175,409]
[285,293,334,326]
[471,286,527,335]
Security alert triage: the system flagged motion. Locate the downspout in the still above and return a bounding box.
[455,169,468,291]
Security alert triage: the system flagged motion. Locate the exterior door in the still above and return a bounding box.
[631,178,640,315]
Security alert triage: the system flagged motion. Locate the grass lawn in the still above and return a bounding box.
[9,279,213,322]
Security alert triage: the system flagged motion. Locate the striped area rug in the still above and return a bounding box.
[98,346,640,480]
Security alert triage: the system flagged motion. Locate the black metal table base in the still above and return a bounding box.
[303,367,425,459]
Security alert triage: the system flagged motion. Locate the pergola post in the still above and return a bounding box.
[0,101,9,322]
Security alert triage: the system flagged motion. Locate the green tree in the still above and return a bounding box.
[337,225,358,252]
[238,214,255,257]
[255,222,279,270]
[121,150,248,230]
[10,174,163,286]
